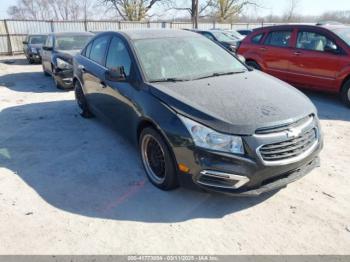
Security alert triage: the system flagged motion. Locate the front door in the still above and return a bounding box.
[288,30,341,91]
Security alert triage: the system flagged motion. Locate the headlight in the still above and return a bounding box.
[178,115,244,155]
[56,58,72,70]
[30,47,37,54]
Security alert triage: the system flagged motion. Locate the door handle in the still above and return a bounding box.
[259,47,267,51]
[99,81,107,88]
[294,51,302,56]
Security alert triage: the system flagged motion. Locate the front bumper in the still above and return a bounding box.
[173,133,323,196]
[55,69,74,89]
[27,53,42,62]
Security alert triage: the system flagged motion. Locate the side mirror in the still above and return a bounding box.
[324,44,339,54]
[42,46,53,51]
[22,41,28,45]
[237,54,246,63]
[105,66,126,82]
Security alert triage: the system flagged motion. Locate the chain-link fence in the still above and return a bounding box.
[0,19,297,55]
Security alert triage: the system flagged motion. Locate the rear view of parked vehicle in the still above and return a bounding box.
[237,24,350,107]
[41,32,93,89]
[73,29,323,196]
[23,34,48,64]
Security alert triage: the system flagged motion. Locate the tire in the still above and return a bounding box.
[74,80,93,118]
[53,74,64,89]
[28,58,34,64]
[341,79,350,107]
[139,127,179,191]
[246,60,262,71]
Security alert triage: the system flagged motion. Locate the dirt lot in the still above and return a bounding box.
[0,55,349,255]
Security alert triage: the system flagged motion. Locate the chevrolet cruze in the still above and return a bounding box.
[73,29,323,196]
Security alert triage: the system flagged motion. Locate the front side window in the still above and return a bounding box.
[106,37,132,77]
[265,31,292,47]
[84,42,92,57]
[55,35,92,51]
[89,36,110,65]
[133,36,247,82]
[297,31,338,52]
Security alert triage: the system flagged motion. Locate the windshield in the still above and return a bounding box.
[133,36,247,82]
[28,35,47,44]
[211,31,237,42]
[225,31,243,40]
[332,28,350,46]
[55,35,92,51]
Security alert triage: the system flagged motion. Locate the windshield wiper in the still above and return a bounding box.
[150,77,189,83]
[194,70,247,80]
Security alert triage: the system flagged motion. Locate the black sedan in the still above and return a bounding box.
[41,32,93,89]
[23,34,48,63]
[73,29,323,196]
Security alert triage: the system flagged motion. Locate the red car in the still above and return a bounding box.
[237,24,350,106]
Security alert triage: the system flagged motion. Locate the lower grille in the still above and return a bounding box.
[259,128,317,162]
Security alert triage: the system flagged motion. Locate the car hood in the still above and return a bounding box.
[149,71,317,135]
[56,50,80,64]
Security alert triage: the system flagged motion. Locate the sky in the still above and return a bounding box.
[0,0,350,19]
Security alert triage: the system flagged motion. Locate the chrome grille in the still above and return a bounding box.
[259,128,317,162]
[256,115,313,134]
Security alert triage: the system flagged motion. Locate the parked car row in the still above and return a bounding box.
[20,28,324,196]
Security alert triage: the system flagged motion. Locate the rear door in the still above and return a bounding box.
[80,35,111,111]
[288,30,341,91]
[259,30,294,82]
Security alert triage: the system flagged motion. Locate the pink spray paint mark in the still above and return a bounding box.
[99,179,146,212]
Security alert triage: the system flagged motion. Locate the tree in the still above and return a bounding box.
[100,0,166,21]
[212,0,258,22]
[283,0,300,22]
[7,0,96,20]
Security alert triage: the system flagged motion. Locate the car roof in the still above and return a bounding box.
[49,32,94,37]
[253,24,349,31]
[115,29,201,40]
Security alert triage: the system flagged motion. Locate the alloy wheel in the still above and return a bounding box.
[141,134,166,184]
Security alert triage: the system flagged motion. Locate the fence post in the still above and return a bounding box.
[118,21,121,30]
[50,20,54,32]
[84,20,88,31]
[3,19,13,55]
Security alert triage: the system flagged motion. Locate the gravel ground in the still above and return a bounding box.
[0,55,349,255]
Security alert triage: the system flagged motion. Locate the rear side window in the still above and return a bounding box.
[89,35,110,65]
[106,36,132,77]
[265,31,292,47]
[251,33,264,44]
[297,31,338,52]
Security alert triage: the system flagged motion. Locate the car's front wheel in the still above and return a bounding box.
[74,81,93,118]
[139,127,179,190]
[341,79,350,107]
